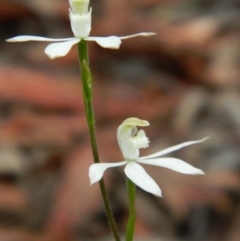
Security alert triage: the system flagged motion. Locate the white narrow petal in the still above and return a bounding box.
[6,35,76,42]
[124,162,162,197]
[137,158,205,175]
[119,32,156,40]
[86,32,156,49]
[86,36,122,49]
[89,161,127,185]
[139,137,209,159]
[44,39,80,59]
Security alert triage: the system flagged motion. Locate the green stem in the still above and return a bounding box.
[125,178,136,241]
[77,40,121,241]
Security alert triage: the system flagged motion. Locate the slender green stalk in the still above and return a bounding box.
[125,178,136,241]
[77,40,121,241]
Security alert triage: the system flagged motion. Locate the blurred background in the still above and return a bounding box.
[1,0,240,240]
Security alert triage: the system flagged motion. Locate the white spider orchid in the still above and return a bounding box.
[89,118,207,197]
[6,0,155,59]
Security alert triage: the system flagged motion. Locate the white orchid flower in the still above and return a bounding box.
[6,0,155,59]
[89,117,207,197]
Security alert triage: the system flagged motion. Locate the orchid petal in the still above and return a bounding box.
[137,158,204,175]
[44,38,80,59]
[139,137,208,159]
[119,32,156,40]
[86,32,156,49]
[124,162,162,197]
[85,36,122,49]
[6,35,76,42]
[89,161,127,185]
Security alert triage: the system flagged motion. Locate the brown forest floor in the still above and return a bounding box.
[1,0,240,241]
